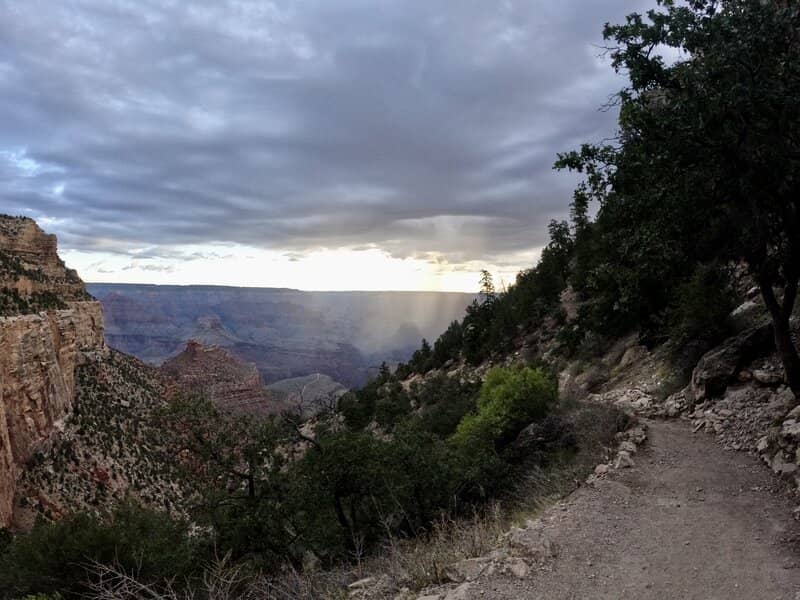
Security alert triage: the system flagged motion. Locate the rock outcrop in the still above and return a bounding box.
[161,340,284,415]
[0,216,89,315]
[0,214,107,528]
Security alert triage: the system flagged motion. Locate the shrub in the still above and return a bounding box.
[452,366,558,451]
[0,501,201,598]
[415,375,480,439]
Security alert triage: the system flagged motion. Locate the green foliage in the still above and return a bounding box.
[667,263,735,347]
[408,338,433,373]
[414,375,480,438]
[452,366,558,450]
[0,501,200,599]
[556,0,800,382]
[292,428,461,558]
[373,381,412,430]
[430,321,463,370]
[161,395,294,568]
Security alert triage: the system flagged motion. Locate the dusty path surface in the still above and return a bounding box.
[466,419,800,599]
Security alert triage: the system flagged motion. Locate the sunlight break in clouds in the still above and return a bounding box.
[61,246,532,293]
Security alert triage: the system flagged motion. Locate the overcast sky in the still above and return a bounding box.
[1,0,654,291]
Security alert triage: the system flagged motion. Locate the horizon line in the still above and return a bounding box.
[85,281,478,294]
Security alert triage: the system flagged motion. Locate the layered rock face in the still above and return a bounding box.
[162,340,284,415]
[0,215,107,528]
[0,216,89,314]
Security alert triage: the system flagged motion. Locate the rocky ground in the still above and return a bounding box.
[411,419,800,600]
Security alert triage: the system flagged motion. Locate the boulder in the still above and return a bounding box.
[691,325,773,402]
[781,420,800,440]
[504,557,530,578]
[574,365,609,394]
[753,368,784,386]
[509,415,576,460]
[445,557,493,583]
[506,525,558,563]
[443,583,471,600]
[771,451,799,478]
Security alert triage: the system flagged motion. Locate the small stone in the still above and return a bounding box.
[619,440,638,454]
[782,420,800,439]
[505,557,530,578]
[615,450,635,469]
[348,577,376,590]
[595,464,610,476]
[443,583,471,600]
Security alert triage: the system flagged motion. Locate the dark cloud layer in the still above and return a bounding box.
[0,0,654,266]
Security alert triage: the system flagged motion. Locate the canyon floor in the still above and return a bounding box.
[449,419,800,599]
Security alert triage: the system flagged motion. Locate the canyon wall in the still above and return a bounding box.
[0,215,107,528]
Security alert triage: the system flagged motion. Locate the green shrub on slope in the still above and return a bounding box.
[452,366,557,450]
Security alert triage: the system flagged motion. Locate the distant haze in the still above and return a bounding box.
[89,283,475,387]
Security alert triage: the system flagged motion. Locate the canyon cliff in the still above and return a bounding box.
[161,340,285,415]
[0,216,107,528]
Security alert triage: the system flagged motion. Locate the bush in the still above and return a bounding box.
[0,501,201,598]
[452,366,558,450]
[413,375,480,438]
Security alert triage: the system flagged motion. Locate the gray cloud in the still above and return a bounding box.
[0,0,655,267]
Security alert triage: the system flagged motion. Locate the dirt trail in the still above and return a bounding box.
[466,419,800,599]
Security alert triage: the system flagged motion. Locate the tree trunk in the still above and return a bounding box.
[333,492,354,548]
[758,276,800,399]
[772,313,800,397]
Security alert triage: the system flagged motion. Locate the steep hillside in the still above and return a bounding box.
[161,340,285,415]
[13,351,188,528]
[88,283,475,387]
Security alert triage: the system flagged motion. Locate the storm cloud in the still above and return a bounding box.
[0,0,654,269]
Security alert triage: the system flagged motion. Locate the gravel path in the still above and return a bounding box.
[464,419,800,599]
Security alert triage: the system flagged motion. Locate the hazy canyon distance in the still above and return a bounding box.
[88,283,475,390]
